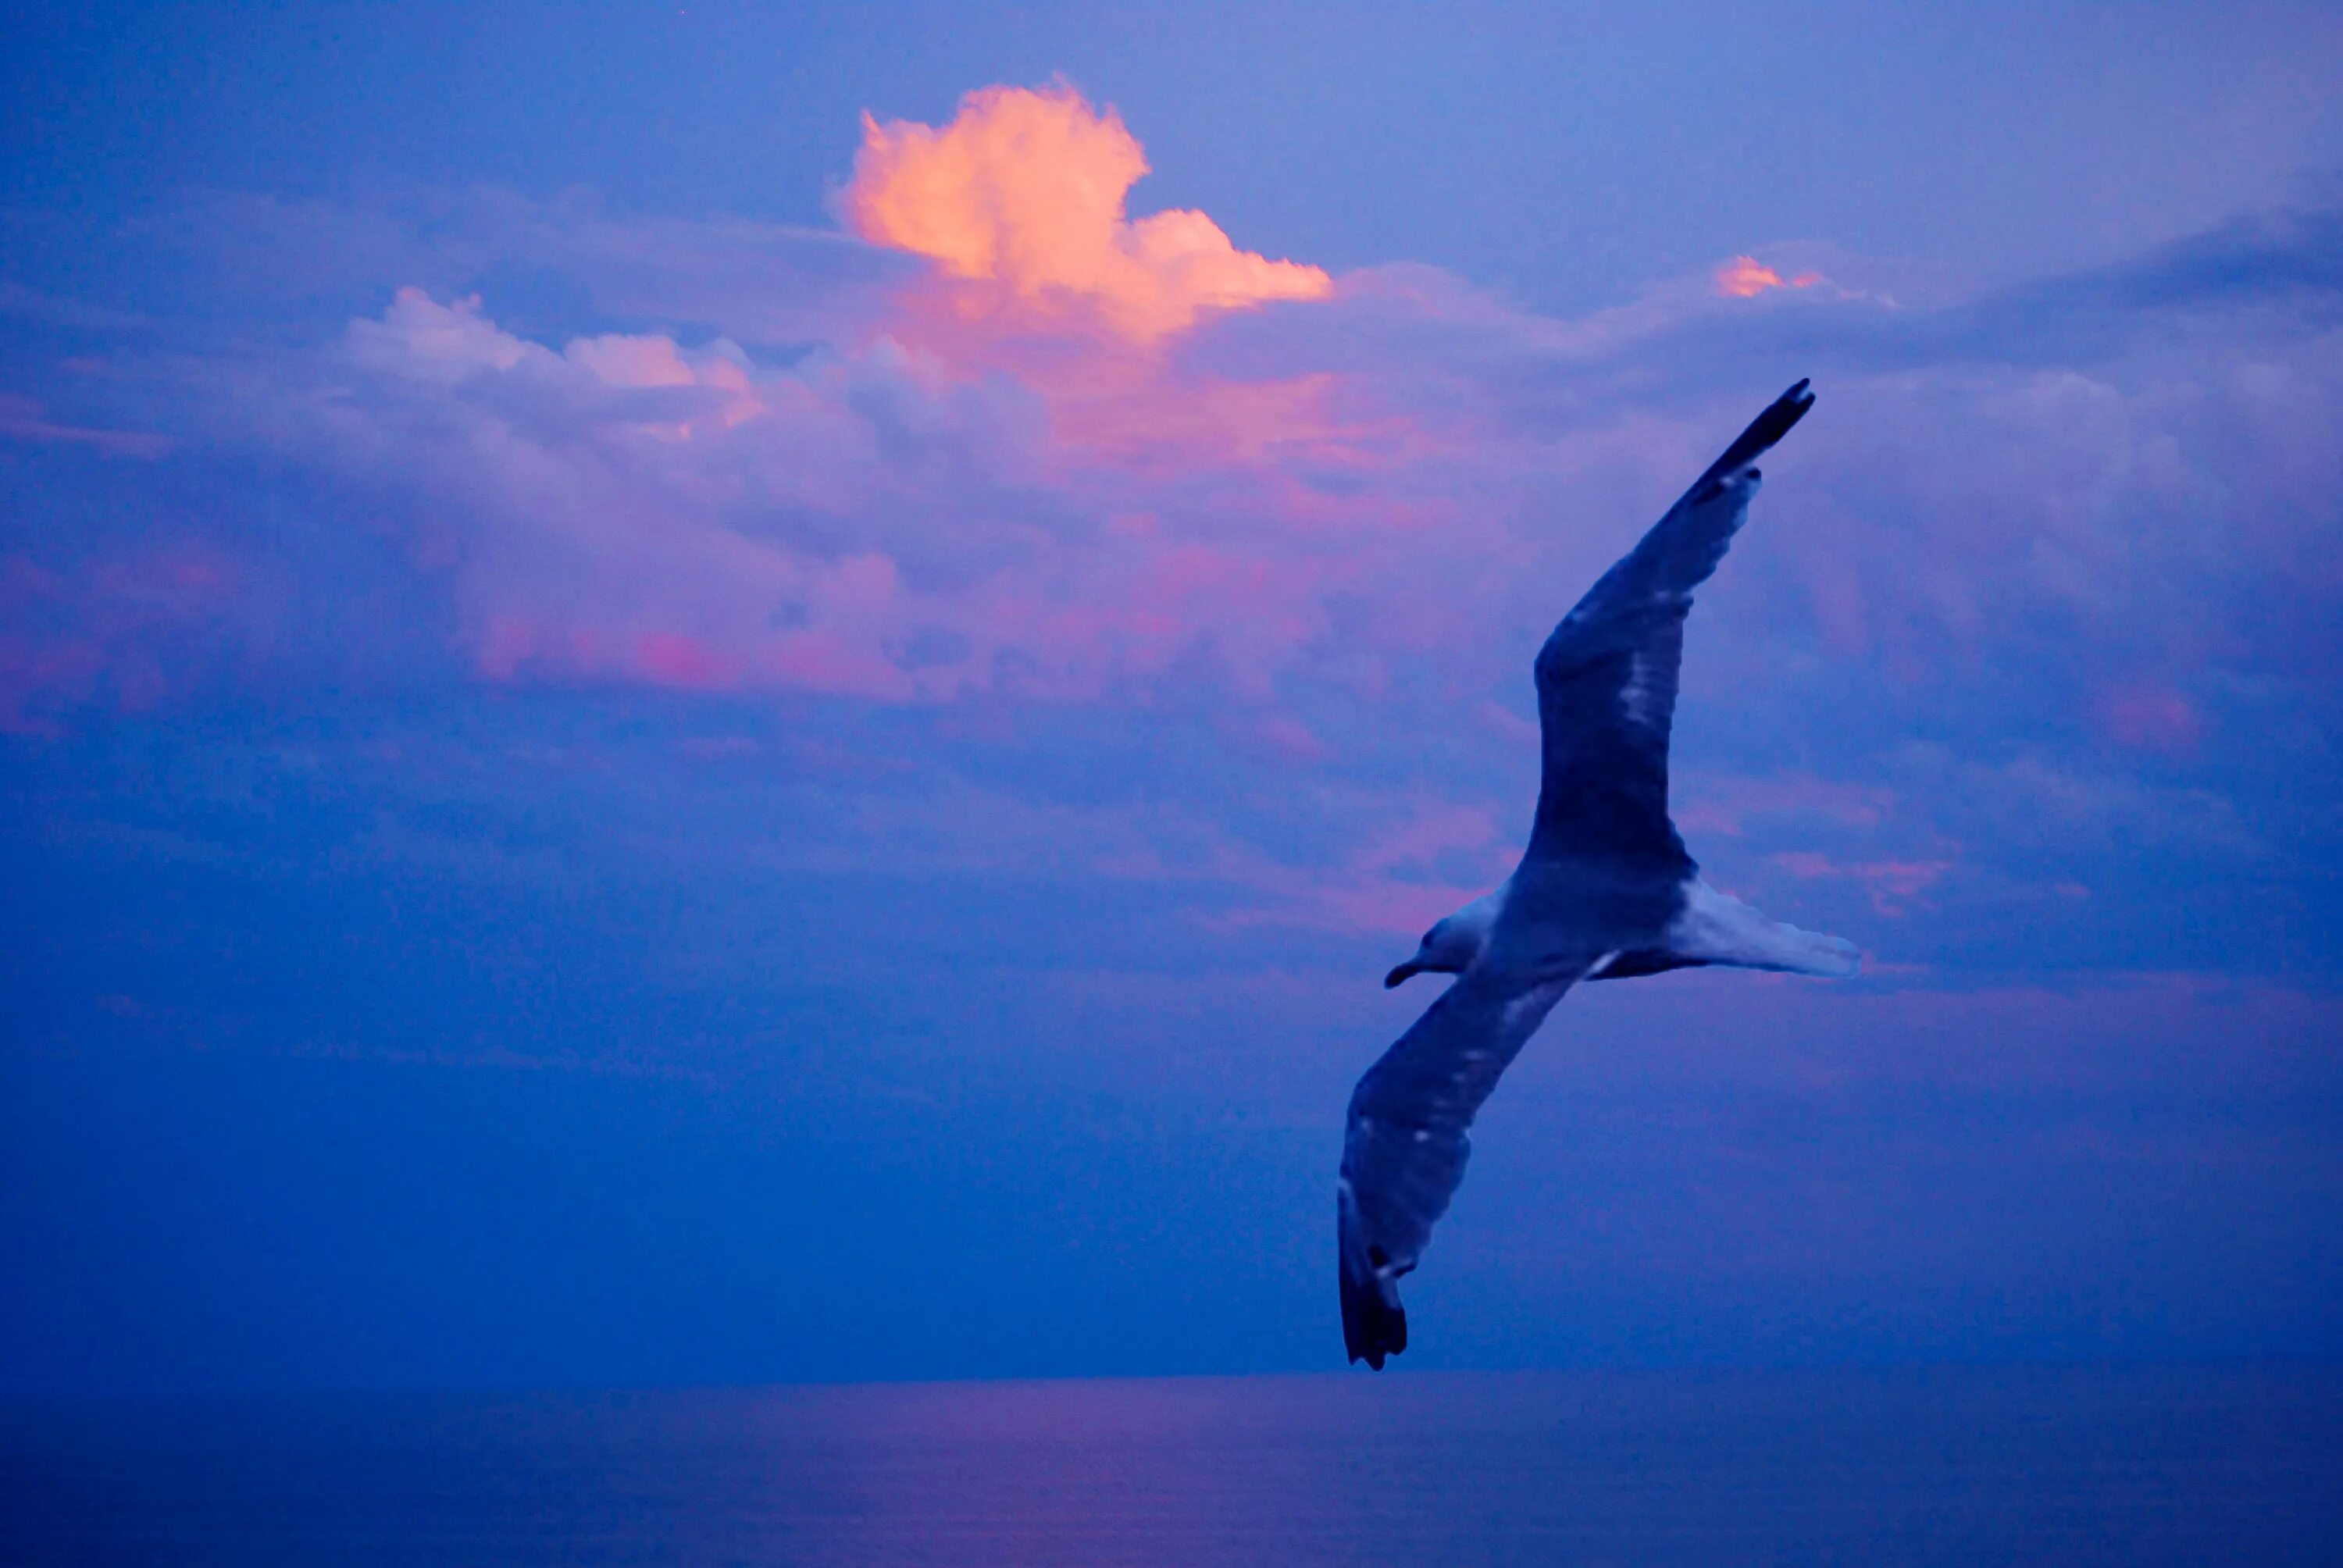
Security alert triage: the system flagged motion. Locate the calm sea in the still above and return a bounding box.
[5,1363,2339,1564]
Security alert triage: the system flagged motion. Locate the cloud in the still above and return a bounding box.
[1714,256,1824,298]
[169,273,1382,709]
[4,84,2341,971]
[0,393,172,458]
[2100,683,2206,755]
[1771,850,1953,916]
[845,83,1332,343]
[1671,772,1894,839]
[0,545,238,732]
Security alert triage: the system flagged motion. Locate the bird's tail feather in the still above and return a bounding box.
[1669,878,1862,979]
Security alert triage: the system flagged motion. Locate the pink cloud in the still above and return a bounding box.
[1197,797,1511,938]
[634,632,739,690]
[829,85,1404,501]
[12,76,2341,977]
[307,230,1424,702]
[844,83,1332,344]
[1714,255,1824,298]
[0,547,240,732]
[257,82,1463,715]
[1772,851,1954,914]
[0,392,173,458]
[1674,773,1895,838]
[2101,684,2205,756]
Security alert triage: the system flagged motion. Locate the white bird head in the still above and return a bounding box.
[1384,886,1504,988]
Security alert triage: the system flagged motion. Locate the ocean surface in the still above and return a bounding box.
[6,1363,2340,1564]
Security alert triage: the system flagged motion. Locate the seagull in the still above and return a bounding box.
[1339,380,1859,1370]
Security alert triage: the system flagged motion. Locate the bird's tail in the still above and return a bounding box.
[1670,878,1862,978]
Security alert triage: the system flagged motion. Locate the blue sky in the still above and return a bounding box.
[4,2,2341,1395]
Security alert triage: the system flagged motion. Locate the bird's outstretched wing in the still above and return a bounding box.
[1527,380,1814,866]
[1339,964,1574,1368]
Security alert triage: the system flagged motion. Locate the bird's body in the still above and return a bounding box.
[1339,380,1858,1370]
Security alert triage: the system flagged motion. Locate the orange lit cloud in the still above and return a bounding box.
[1715,255,1824,298]
[836,84,1398,500]
[845,84,1332,342]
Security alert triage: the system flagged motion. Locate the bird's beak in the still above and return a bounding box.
[1384,961,1420,989]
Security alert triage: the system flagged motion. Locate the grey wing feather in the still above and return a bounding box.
[1526,380,1813,865]
[1339,964,1574,1368]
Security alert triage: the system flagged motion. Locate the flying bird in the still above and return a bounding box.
[1339,380,1859,1369]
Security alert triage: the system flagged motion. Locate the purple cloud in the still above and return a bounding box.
[2,91,2338,975]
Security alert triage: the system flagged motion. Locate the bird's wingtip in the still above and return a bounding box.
[1690,380,1817,498]
[1772,377,1817,429]
[1340,1253,1408,1370]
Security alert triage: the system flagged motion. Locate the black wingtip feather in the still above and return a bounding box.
[1691,379,1815,498]
[1341,1263,1407,1370]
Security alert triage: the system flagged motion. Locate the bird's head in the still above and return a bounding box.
[1384,888,1503,988]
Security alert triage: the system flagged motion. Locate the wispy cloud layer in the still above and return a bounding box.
[2,84,2339,973]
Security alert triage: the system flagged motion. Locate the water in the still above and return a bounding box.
[6,1363,2339,1564]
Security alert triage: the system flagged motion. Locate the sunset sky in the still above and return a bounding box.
[5,1,2342,1394]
